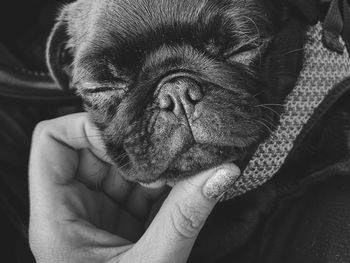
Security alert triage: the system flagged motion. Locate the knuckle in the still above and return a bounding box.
[32,120,52,139]
[170,200,208,239]
[33,118,65,143]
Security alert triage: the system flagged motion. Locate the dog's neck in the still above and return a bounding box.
[222,22,350,200]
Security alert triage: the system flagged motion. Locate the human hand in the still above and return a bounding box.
[29,113,240,263]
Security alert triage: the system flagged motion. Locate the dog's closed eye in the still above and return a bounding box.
[224,39,270,65]
[80,81,128,95]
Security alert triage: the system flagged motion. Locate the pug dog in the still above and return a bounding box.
[46,0,314,261]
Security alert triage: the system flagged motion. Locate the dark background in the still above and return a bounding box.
[0,0,72,71]
[0,1,74,262]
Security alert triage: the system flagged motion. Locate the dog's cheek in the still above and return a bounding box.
[191,88,263,147]
[169,145,227,173]
[82,93,122,129]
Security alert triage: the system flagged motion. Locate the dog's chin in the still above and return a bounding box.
[113,144,240,187]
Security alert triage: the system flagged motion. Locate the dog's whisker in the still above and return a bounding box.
[115,153,128,163]
[115,149,128,159]
[255,105,281,117]
[256,120,273,133]
[281,47,305,56]
[260,115,276,126]
[251,90,265,98]
[252,119,278,139]
[256,103,285,107]
[242,15,261,39]
[116,152,128,159]
[232,30,257,43]
[119,161,132,170]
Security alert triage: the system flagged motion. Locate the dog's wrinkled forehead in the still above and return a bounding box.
[63,0,273,72]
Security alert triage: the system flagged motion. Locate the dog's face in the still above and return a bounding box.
[47,0,305,185]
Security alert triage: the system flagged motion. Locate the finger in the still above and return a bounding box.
[30,113,106,186]
[116,208,145,242]
[29,114,134,249]
[29,180,133,253]
[77,149,135,203]
[29,113,134,221]
[36,112,110,166]
[126,164,240,263]
[76,148,110,189]
[29,113,133,195]
[124,184,169,222]
[30,214,134,263]
[101,165,134,204]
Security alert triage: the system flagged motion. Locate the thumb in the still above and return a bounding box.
[127,164,240,263]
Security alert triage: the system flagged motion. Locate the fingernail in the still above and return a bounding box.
[203,166,241,200]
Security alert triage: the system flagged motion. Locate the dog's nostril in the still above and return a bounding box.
[159,94,175,111]
[187,86,203,103]
[157,77,204,115]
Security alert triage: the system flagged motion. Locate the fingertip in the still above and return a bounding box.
[203,163,241,200]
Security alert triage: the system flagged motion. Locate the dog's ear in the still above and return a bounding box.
[46,6,73,91]
[261,17,305,103]
[260,0,321,103]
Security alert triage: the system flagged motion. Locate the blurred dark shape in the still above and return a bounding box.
[0,1,78,262]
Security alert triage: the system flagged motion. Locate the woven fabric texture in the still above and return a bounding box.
[221,23,350,201]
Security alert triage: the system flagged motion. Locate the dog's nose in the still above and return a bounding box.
[157,78,203,116]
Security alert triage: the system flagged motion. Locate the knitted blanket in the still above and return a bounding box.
[221,23,350,201]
